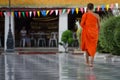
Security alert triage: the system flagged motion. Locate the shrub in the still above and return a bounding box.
[112,22,120,55]
[98,15,120,55]
[59,30,74,52]
[61,30,74,45]
[114,22,120,48]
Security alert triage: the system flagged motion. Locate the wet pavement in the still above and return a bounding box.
[59,53,120,80]
[0,53,120,80]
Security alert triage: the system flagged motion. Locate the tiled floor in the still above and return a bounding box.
[0,53,120,80]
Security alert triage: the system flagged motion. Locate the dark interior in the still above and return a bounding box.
[0,9,113,47]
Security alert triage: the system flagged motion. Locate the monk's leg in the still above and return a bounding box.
[85,51,89,65]
[89,56,94,67]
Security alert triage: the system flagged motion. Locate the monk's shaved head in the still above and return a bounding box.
[87,3,94,10]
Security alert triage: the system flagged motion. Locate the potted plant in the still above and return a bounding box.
[59,30,74,52]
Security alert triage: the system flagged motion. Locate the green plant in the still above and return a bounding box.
[59,30,74,52]
[114,22,120,47]
[98,15,120,55]
[112,21,120,55]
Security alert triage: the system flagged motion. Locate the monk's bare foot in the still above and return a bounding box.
[89,64,93,67]
[85,62,89,66]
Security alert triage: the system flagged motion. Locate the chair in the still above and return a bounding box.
[37,32,46,47]
[49,32,58,47]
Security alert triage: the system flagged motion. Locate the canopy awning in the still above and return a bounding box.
[0,0,120,8]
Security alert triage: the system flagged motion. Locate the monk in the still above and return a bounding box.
[80,3,100,67]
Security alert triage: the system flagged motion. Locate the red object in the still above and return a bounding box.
[26,11,29,17]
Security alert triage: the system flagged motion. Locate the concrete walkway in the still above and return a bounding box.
[0,53,120,80]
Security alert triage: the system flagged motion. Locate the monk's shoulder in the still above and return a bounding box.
[94,13,100,19]
[95,13,99,17]
[82,13,87,18]
[83,13,87,16]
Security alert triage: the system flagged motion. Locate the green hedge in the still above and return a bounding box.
[98,15,120,55]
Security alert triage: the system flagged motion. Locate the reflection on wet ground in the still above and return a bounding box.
[0,53,120,80]
[60,53,120,80]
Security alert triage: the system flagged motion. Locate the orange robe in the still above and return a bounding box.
[80,12,99,57]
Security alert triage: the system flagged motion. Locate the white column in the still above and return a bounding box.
[59,13,68,52]
[4,12,15,51]
[4,12,9,51]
